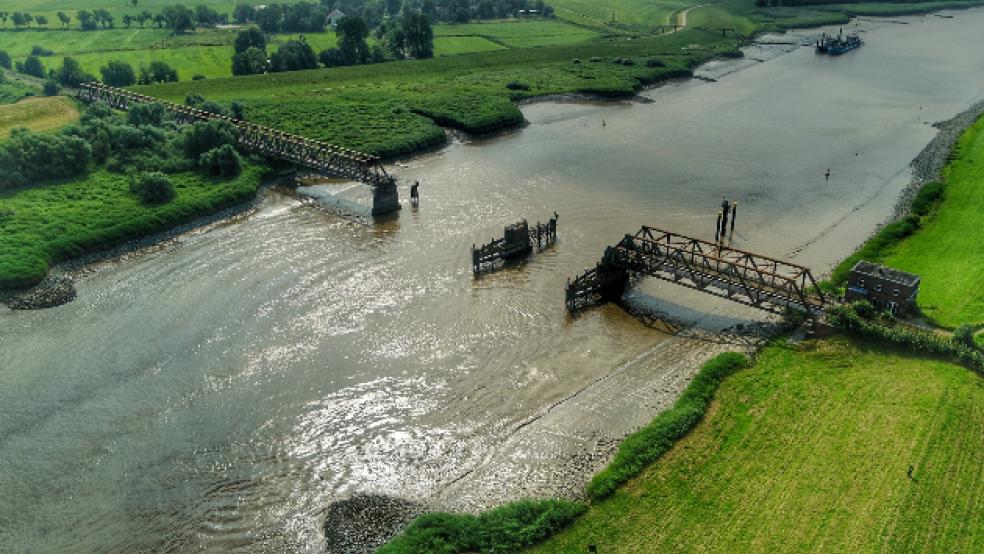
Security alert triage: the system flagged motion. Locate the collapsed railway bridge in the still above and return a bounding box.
[76,82,400,216]
[566,226,825,317]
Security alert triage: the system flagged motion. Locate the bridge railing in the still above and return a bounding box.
[76,82,394,188]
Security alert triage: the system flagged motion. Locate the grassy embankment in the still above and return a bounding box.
[0,96,79,137]
[530,337,984,553]
[0,166,264,289]
[827,116,984,328]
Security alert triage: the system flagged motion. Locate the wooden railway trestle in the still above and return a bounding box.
[76,82,401,215]
[566,226,825,316]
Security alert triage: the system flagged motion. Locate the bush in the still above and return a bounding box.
[183,119,238,160]
[127,102,171,127]
[506,81,531,91]
[377,499,586,554]
[911,180,944,217]
[270,40,319,73]
[954,325,975,349]
[31,45,55,57]
[200,144,243,178]
[0,50,11,70]
[232,46,268,75]
[586,352,749,500]
[42,81,61,96]
[645,58,666,68]
[130,172,175,204]
[192,74,206,81]
[138,61,178,84]
[0,129,91,191]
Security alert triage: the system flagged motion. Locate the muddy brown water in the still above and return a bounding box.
[3,11,984,553]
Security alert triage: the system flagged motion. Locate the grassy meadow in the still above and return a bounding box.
[0,166,264,289]
[882,117,984,327]
[530,337,984,553]
[0,96,79,138]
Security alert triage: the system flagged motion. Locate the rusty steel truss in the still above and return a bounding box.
[567,226,825,316]
[76,82,396,189]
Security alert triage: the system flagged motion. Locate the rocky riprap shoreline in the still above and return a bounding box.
[323,494,426,554]
[896,99,984,217]
[2,274,76,310]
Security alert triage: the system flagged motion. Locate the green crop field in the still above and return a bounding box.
[0,166,263,288]
[883,117,984,327]
[551,0,700,29]
[530,337,984,553]
[0,28,168,57]
[0,96,79,138]
[434,19,600,48]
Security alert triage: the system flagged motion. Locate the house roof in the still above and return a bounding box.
[327,9,344,18]
[851,261,920,287]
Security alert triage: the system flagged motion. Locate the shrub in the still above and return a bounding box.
[138,61,178,84]
[911,180,944,217]
[200,144,243,178]
[232,46,268,75]
[0,50,11,70]
[377,499,586,554]
[586,351,749,500]
[506,81,531,91]
[0,129,91,191]
[192,74,206,81]
[30,45,55,57]
[127,102,171,127]
[130,172,175,204]
[646,58,665,68]
[42,81,60,96]
[183,120,238,160]
[954,325,975,349]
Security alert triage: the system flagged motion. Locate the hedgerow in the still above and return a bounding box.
[827,303,984,378]
[586,351,749,500]
[377,499,586,554]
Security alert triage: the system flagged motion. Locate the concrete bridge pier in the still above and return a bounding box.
[371,183,401,217]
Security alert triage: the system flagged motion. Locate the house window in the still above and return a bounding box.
[875,284,882,292]
[893,289,900,297]
[858,279,865,287]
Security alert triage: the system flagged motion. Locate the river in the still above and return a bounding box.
[3,10,984,553]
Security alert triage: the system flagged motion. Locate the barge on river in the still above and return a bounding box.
[816,29,863,55]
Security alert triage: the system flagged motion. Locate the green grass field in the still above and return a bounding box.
[0,95,79,138]
[0,166,263,288]
[530,337,984,553]
[882,117,984,327]
[0,79,37,104]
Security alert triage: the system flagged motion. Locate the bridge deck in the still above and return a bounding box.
[567,226,825,315]
[76,82,395,189]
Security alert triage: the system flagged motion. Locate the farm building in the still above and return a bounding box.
[327,9,345,28]
[844,261,920,316]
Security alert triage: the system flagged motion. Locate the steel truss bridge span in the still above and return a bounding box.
[77,83,400,214]
[566,226,825,316]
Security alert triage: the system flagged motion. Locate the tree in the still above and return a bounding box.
[230,101,245,120]
[138,11,152,27]
[231,46,268,75]
[100,60,136,87]
[94,9,113,28]
[78,10,98,30]
[0,12,7,27]
[138,61,178,84]
[194,5,222,26]
[387,0,403,16]
[319,47,344,68]
[54,57,96,87]
[234,26,267,54]
[336,16,370,65]
[270,39,318,72]
[11,12,26,28]
[130,172,175,204]
[127,102,170,126]
[57,11,70,28]
[43,80,60,96]
[0,50,11,70]
[162,4,195,33]
[200,144,243,177]
[388,12,433,59]
[123,15,134,27]
[255,4,284,32]
[234,4,256,24]
[153,14,165,28]
[19,56,46,79]
[35,15,48,28]
[132,0,139,6]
